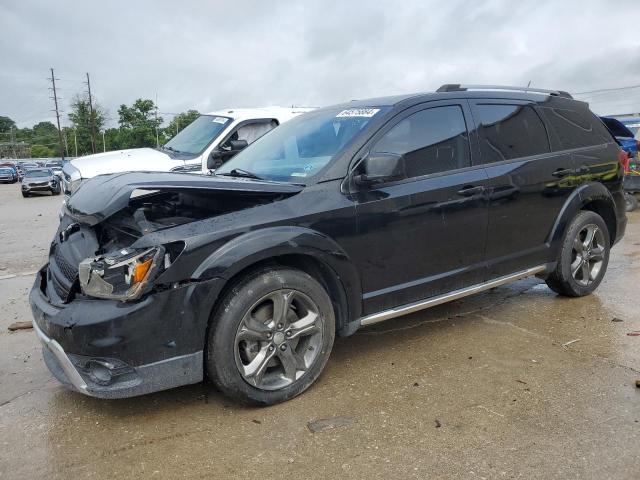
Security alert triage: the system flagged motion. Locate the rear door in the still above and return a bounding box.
[350,100,491,315]
[469,99,576,279]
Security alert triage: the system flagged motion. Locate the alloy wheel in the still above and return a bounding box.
[234,289,324,390]
[570,224,606,287]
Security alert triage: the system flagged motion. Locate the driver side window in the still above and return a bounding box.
[374,105,470,179]
[222,120,278,149]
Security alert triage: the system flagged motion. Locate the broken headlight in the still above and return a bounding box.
[79,246,165,301]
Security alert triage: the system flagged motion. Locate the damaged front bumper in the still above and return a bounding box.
[30,267,222,398]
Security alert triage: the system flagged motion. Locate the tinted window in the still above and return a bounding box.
[600,117,634,138]
[542,108,611,149]
[474,104,549,163]
[373,105,470,178]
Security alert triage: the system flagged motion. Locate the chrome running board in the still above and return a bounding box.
[359,265,546,326]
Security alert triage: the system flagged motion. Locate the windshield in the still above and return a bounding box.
[0,168,13,174]
[216,107,387,182]
[163,115,232,155]
[25,169,52,178]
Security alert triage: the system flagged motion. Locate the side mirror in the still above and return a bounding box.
[355,152,405,186]
[206,139,250,170]
[228,139,248,151]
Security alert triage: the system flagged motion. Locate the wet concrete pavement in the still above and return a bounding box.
[0,182,639,479]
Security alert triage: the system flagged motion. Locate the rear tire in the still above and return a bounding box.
[206,267,335,405]
[545,211,610,297]
[625,192,638,212]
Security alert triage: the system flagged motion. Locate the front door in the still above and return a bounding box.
[349,101,490,315]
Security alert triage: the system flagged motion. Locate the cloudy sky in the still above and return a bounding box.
[1,0,640,128]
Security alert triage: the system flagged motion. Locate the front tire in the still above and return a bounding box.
[546,211,610,297]
[21,191,29,198]
[206,268,335,405]
[625,192,638,212]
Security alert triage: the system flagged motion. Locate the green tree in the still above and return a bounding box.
[30,145,56,157]
[163,110,200,141]
[0,116,16,134]
[30,121,60,155]
[117,99,163,148]
[68,95,106,156]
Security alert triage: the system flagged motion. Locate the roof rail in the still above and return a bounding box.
[436,84,573,99]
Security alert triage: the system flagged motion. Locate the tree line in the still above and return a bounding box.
[0,96,200,158]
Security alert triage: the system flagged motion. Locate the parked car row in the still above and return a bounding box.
[30,84,629,405]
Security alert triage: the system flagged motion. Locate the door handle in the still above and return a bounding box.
[575,165,590,175]
[457,185,485,197]
[552,168,573,178]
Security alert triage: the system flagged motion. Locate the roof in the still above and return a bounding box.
[203,106,315,122]
[323,85,584,111]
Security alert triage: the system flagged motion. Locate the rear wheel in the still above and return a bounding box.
[206,268,335,405]
[546,211,610,297]
[624,192,638,212]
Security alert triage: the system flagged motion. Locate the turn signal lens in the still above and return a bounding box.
[132,258,153,284]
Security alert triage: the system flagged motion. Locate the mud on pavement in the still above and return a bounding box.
[1,182,639,479]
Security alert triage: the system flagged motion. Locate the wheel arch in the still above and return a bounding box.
[195,226,363,337]
[547,182,619,249]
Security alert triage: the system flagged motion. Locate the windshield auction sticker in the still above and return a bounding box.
[336,108,380,118]
[212,117,228,124]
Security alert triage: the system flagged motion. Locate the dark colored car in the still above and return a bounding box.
[30,84,626,405]
[0,166,18,183]
[21,168,61,197]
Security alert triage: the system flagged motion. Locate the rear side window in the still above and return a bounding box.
[374,105,470,178]
[473,104,550,163]
[541,108,612,149]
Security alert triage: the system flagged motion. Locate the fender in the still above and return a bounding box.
[547,182,617,249]
[191,226,363,326]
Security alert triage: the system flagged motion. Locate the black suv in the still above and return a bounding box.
[30,85,627,404]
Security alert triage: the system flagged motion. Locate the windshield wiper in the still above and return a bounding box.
[164,145,182,154]
[217,168,264,180]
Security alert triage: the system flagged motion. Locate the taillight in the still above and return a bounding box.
[619,149,630,173]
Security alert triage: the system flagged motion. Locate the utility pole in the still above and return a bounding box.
[102,131,106,152]
[74,128,78,157]
[48,68,65,160]
[154,93,160,148]
[85,73,97,154]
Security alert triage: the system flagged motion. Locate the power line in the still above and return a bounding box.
[574,84,640,96]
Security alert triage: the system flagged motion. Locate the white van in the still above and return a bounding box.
[62,106,313,194]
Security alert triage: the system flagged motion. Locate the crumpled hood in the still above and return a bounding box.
[65,171,303,225]
[70,148,181,178]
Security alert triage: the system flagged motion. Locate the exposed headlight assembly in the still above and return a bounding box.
[79,247,165,301]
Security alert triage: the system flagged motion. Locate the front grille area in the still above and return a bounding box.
[54,248,78,283]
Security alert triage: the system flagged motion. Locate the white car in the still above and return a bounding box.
[62,106,313,194]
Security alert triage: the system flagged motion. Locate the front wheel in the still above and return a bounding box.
[625,192,638,212]
[206,268,335,405]
[546,211,610,297]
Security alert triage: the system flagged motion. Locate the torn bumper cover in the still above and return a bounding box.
[30,267,222,398]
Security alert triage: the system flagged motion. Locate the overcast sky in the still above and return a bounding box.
[1,0,639,128]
